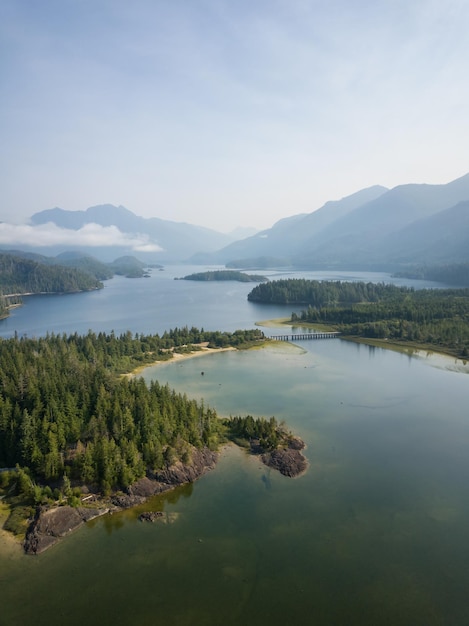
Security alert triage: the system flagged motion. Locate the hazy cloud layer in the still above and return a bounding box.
[0,222,162,252]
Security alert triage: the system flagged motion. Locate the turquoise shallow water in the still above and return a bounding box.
[1,270,469,625]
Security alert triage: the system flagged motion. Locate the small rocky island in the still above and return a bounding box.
[261,437,308,477]
[224,415,308,477]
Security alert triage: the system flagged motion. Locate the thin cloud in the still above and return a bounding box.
[0,222,162,252]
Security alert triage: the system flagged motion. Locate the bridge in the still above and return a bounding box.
[270,332,341,341]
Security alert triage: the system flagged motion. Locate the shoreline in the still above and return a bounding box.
[5,339,307,556]
[0,527,23,559]
[256,317,468,363]
[0,505,24,559]
[126,344,237,377]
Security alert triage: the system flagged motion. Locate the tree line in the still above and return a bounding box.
[261,279,469,358]
[223,415,287,451]
[179,270,267,282]
[394,263,469,287]
[247,278,409,306]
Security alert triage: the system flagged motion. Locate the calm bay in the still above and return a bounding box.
[1,267,468,626]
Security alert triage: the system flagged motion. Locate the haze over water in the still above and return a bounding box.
[1,268,468,626]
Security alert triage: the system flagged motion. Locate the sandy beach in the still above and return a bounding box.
[127,344,237,377]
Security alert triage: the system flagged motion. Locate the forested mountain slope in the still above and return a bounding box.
[0,253,103,295]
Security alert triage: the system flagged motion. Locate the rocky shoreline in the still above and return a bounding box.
[23,447,218,555]
[22,439,307,555]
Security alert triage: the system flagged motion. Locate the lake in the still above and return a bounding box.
[1,268,468,626]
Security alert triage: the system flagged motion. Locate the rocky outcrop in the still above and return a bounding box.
[24,505,108,555]
[23,446,218,555]
[150,447,218,485]
[261,438,308,477]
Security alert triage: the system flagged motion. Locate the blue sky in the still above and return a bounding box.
[1,0,468,235]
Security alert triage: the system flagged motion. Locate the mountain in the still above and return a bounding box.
[205,173,469,270]
[228,226,259,240]
[292,174,469,268]
[191,185,388,265]
[29,204,235,262]
[376,200,469,266]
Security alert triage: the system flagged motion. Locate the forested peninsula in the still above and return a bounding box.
[248,279,469,358]
[0,326,305,553]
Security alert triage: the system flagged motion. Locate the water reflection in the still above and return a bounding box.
[95,482,195,535]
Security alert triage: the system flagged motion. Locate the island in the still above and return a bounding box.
[224,415,308,477]
[177,270,268,282]
[0,326,306,554]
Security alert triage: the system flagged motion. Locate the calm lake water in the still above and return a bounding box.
[1,268,468,626]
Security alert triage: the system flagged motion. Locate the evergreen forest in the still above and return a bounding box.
[0,253,103,296]
[180,270,267,282]
[247,279,469,358]
[394,262,469,287]
[0,327,265,499]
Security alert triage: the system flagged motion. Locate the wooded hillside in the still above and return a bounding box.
[0,253,103,295]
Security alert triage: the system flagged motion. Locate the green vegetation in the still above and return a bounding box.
[394,263,469,287]
[0,294,15,319]
[223,415,289,451]
[3,250,162,282]
[54,252,114,280]
[251,279,469,358]
[108,256,147,278]
[248,278,405,305]
[0,327,265,499]
[0,252,103,295]
[179,270,268,282]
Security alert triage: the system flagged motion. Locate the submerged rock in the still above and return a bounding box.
[139,511,164,522]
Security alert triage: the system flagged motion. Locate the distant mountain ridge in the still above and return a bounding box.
[200,173,469,270]
[30,204,236,262]
[191,185,389,264]
[12,174,469,269]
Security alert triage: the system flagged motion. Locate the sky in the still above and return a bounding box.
[1,0,469,242]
